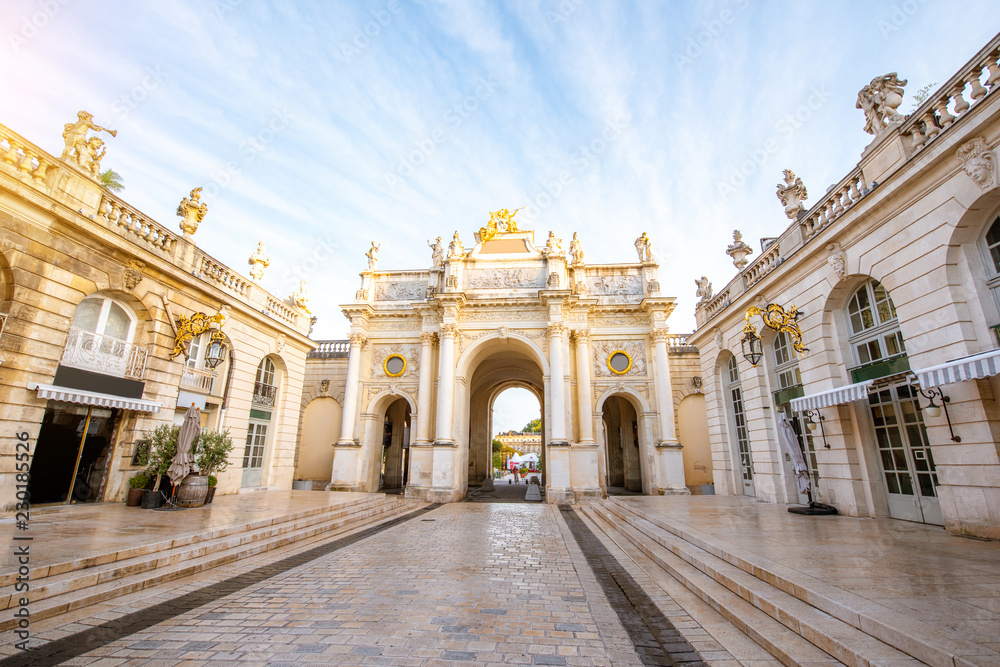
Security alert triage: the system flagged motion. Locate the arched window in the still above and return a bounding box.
[64,295,142,379]
[977,214,1000,333]
[725,356,753,495]
[846,279,905,371]
[72,295,136,342]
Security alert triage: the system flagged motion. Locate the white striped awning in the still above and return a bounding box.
[790,379,874,411]
[27,382,162,413]
[912,348,1000,388]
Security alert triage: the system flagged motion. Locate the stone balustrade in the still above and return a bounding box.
[308,340,350,359]
[99,193,177,254]
[702,288,731,321]
[902,42,1000,153]
[197,254,251,298]
[743,240,784,289]
[664,334,698,352]
[266,296,297,326]
[799,166,869,242]
[0,128,53,184]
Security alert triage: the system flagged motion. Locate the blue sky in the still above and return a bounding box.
[3,1,999,431]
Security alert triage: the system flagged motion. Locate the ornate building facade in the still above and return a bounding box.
[300,214,709,503]
[0,117,313,508]
[689,35,1000,539]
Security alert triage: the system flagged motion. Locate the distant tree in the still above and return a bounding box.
[908,83,936,112]
[522,418,541,433]
[492,451,504,471]
[99,168,124,193]
[492,438,503,452]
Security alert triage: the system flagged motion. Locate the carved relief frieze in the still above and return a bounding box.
[593,383,650,401]
[593,339,647,377]
[585,274,642,295]
[369,318,421,331]
[465,268,544,289]
[460,309,544,322]
[375,281,427,301]
[589,312,649,327]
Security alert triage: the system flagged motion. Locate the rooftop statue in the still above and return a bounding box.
[544,231,563,255]
[428,236,445,268]
[62,111,116,174]
[569,232,584,265]
[695,276,713,306]
[177,188,208,239]
[448,231,464,258]
[291,280,310,312]
[856,73,907,135]
[479,207,521,242]
[776,169,808,219]
[365,242,380,270]
[248,241,270,282]
[634,232,655,263]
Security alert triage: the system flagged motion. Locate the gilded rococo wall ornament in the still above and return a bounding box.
[171,311,226,359]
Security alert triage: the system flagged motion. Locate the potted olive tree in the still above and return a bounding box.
[141,424,179,508]
[196,429,233,504]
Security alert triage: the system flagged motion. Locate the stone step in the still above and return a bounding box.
[582,503,849,667]
[0,496,414,631]
[604,498,1000,667]
[0,492,392,590]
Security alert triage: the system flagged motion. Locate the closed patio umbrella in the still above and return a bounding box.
[778,413,810,496]
[167,405,200,484]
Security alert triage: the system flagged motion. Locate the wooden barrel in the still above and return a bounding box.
[175,474,209,508]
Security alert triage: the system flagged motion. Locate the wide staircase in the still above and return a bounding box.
[0,493,417,632]
[580,497,999,667]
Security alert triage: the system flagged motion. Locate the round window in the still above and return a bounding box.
[384,354,406,377]
[608,351,632,375]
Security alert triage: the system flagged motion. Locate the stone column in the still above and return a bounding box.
[406,331,437,501]
[415,332,436,444]
[651,328,685,493]
[336,333,366,445]
[573,329,594,444]
[434,324,458,444]
[547,323,567,444]
[330,332,365,491]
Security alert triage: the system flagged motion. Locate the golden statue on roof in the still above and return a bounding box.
[479,207,521,242]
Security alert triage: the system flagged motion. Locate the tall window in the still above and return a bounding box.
[726,356,753,492]
[252,357,278,407]
[979,215,1000,324]
[772,331,802,391]
[847,279,905,367]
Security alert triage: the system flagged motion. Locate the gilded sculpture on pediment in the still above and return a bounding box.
[479,208,521,242]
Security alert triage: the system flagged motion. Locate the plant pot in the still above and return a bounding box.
[175,474,209,508]
[205,487,216,504]
[141,489,164,509]
[126,488,144,507]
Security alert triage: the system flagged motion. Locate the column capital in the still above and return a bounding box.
[650,328,670,343]
[546,322,565,337]
[420,331,438,345]
[440,323,459,338]
[349,333,367,346]
[572,328,590,343]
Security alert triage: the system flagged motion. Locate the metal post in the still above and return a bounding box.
[66,405,94,504]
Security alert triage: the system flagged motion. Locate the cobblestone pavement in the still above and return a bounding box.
[6,503,723,666]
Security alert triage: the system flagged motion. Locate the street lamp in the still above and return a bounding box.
[740,303,807,367]
[204,333,227,370]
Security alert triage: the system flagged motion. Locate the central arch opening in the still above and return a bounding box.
[462,339,546,497]
[601,394,643,494]
[491,387,542,486]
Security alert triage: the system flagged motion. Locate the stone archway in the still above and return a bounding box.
[456,334,548,498]
[379,397,411,491]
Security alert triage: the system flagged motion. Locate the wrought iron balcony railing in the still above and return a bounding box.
[61,326,148,380]
[252,381,277,407]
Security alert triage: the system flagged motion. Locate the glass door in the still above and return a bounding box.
[867,385,942,525]
[241,420,268,488]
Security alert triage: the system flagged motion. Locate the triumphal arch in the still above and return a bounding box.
[327,210,699,503]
